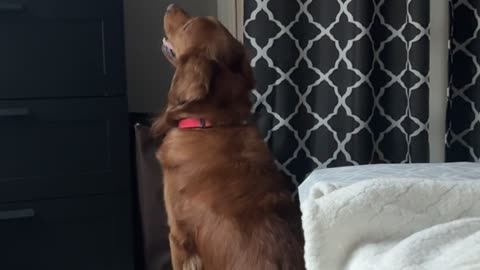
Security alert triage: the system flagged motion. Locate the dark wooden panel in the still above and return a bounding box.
[0,195,134,270]
[0,97,131,202]
[0,0,125,98]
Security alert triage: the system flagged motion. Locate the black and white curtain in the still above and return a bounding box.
[447,0,480,162]
[244,0,430,186]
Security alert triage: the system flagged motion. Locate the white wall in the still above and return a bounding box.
[124,0,217,113]
[429,1,449,162]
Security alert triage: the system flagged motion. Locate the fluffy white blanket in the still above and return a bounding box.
[301,178,480,270]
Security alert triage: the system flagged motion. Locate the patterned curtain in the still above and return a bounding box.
[447,0,480,162]
[244,0,430,187]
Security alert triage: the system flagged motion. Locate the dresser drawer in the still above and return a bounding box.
[0,0,125,98]
[0,98,130,203]
[0,195,134,270]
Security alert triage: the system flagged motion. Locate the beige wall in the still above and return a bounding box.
[124,0,217,113]
[429,1,449,162]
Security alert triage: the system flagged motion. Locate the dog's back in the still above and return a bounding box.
[159,125,305,270]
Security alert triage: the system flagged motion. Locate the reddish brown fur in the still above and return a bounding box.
[152,5,305,270]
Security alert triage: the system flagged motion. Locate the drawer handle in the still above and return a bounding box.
[0,2,24,12]
[0,107,30,117]
[0,209,35,220]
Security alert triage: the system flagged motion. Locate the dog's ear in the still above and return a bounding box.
[168,54,217,105]
[150,110,169,142]
[210,39,255,91]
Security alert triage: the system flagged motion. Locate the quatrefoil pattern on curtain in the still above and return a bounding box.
[447,0,480,162]
[244,0,430,187]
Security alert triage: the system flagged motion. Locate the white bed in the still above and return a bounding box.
[299,162,480,270]
[299,162,480,203]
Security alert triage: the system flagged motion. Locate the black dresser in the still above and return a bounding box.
[0,1,135,269]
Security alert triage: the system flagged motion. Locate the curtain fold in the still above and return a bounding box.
[447,0,480,162]
[244,0,430,186]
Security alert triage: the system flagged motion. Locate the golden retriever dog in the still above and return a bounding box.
[152,4,305,270]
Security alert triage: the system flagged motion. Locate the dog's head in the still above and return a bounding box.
[162,4,254,91]
[159,4,254,121]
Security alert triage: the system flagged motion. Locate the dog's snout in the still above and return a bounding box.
[166,3,176,12]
